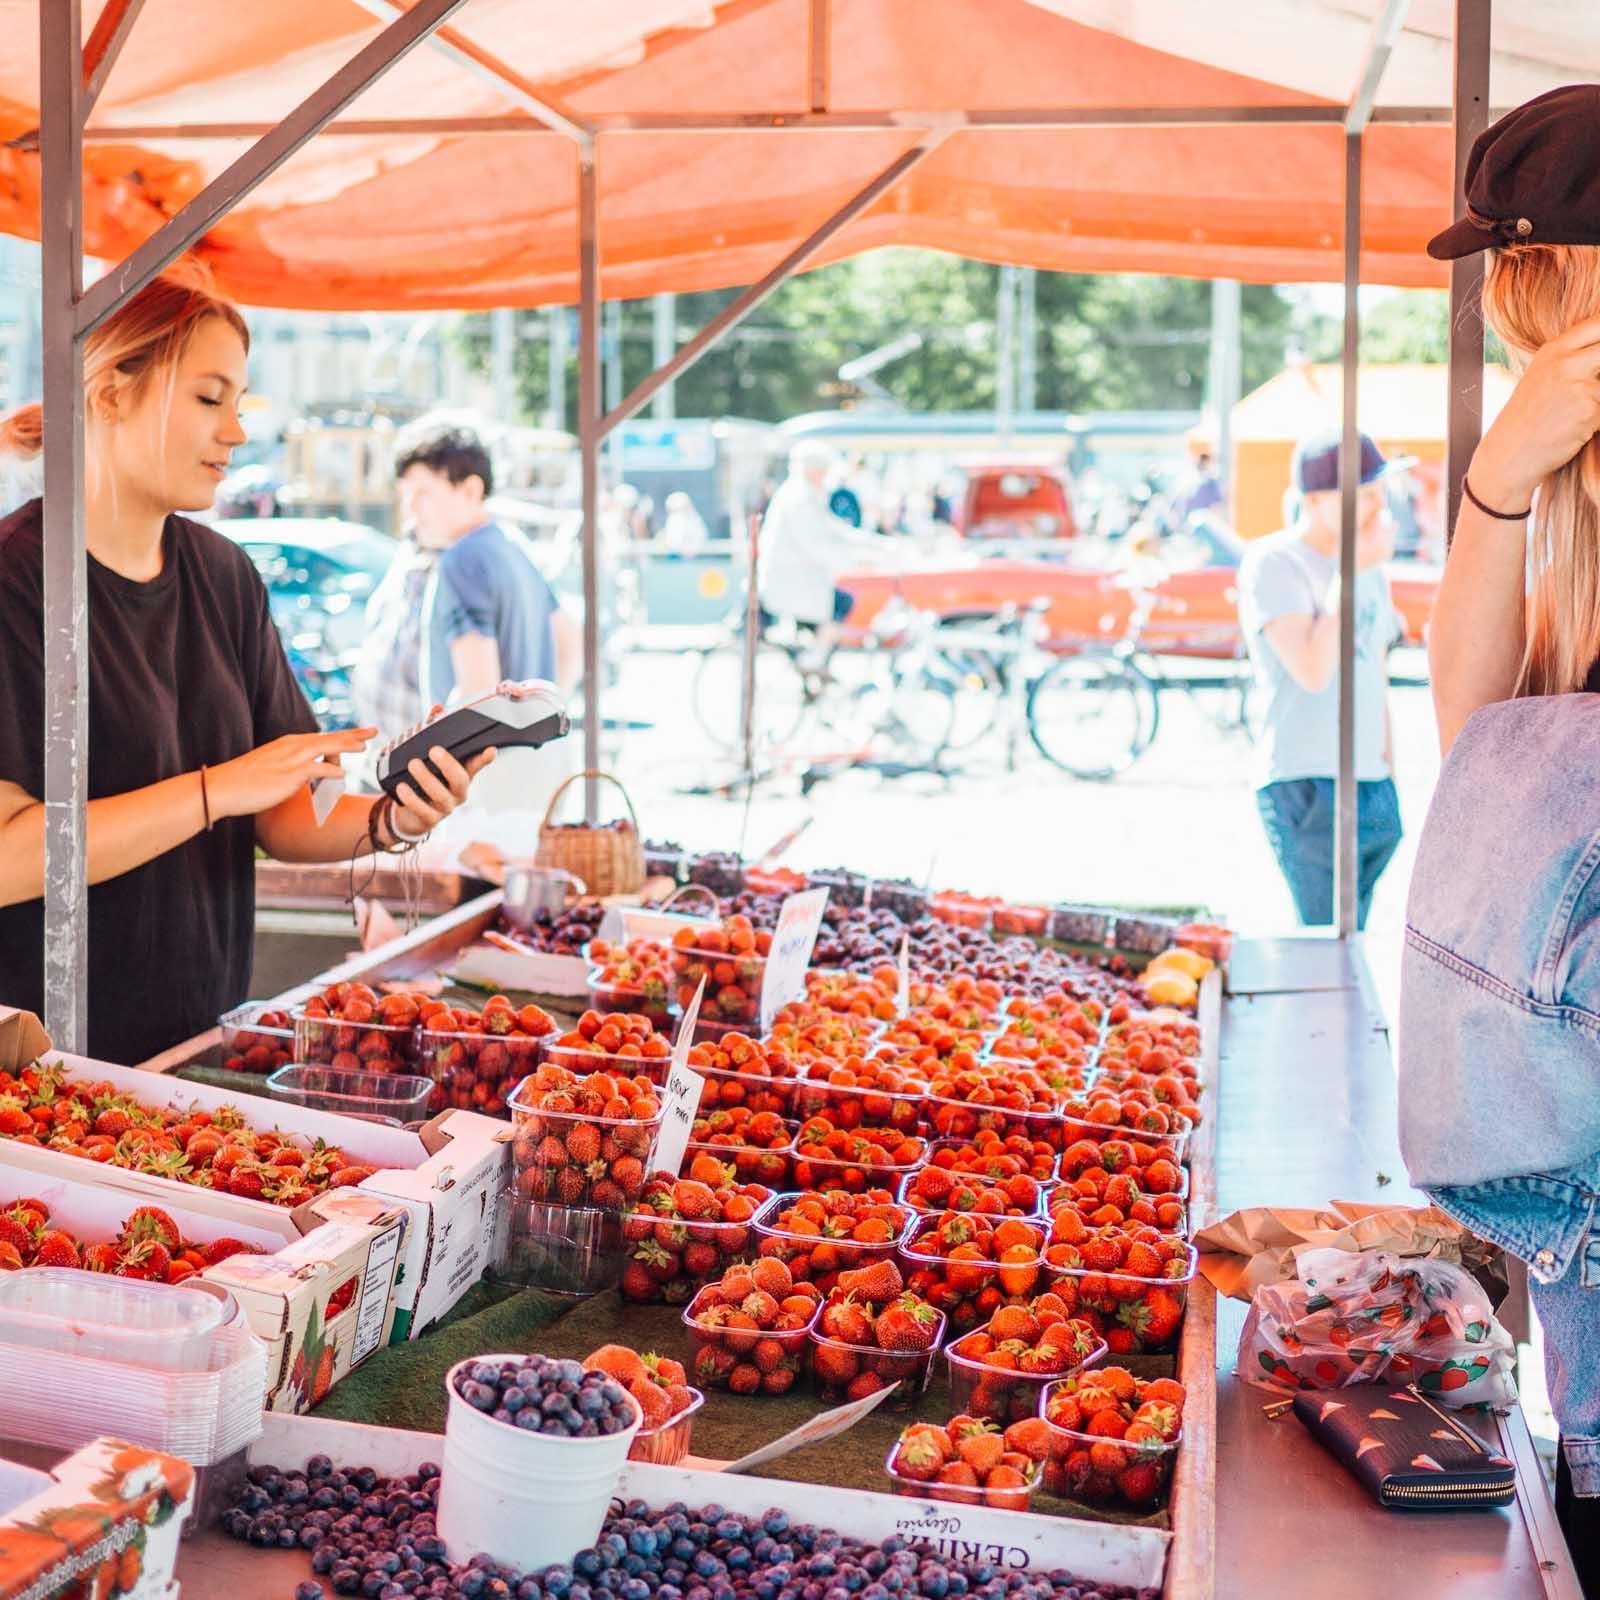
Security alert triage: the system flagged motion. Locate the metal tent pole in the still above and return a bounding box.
[578,145,603,821]
[597,133,950,439]
[1332,0,1411,938]
[39,0,87,1051]
[1336,132,1362,940]
[37,0,477,1049]
[87,104,1493,142]
[1446,0,1491,545]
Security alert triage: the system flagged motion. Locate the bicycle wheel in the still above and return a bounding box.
[919,648,1002,752]
[691,640,808,753]
[1026,655,1155,780]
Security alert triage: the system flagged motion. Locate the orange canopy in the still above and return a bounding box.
[0,0,1571,308]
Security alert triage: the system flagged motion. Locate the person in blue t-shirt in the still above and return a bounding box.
[355,417,580,814]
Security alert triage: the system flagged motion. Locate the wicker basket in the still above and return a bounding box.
[535,770,646,897]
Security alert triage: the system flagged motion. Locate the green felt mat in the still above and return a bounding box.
[311,1283,1170,1531]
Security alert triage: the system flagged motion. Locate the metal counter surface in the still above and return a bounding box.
[1213,938,1579,1600]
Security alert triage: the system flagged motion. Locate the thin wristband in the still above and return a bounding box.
[1462,476,1532,521]
[199,765,213,832]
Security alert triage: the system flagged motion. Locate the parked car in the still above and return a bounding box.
[957,465,1079,541]
[840,515,1439,657]
[218,517,398,724]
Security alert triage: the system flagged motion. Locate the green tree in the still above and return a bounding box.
[455,249,1301,423]
[1298,288,1505,366]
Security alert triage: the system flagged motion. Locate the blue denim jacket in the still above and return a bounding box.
[1398,695,1600,1271]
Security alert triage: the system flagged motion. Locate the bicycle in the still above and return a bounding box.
[923,584,1255,781]
[689,593,958,777]
[925,603,1155,781]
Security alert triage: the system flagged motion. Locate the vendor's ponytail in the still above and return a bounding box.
[0,402,42,460]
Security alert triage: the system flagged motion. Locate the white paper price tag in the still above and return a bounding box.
[758,888,830,1034]
[721,1380,898,1473]
[653,978,706,1180]
[309,771,346,827]
[897,932,911,1016]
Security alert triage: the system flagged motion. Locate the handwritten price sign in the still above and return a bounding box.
[759,888,830,1033]
[653,978,706,1180]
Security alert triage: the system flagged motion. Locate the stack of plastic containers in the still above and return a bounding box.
[0,1269,267,1468]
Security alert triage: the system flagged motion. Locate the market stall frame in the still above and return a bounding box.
[34,0,1494,1044]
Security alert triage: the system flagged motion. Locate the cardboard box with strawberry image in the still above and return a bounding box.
[0,1436,194,1600]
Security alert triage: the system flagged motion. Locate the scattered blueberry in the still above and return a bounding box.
[225,1459,1148,1600]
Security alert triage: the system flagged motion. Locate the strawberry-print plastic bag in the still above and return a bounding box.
[1239,1246,1516,1409]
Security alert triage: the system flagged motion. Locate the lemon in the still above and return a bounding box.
[1143,971,1199,1009]
[1145,947,1213,982]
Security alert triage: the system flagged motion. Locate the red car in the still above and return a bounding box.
[958,466,1079,541]
[842,528,1438,655]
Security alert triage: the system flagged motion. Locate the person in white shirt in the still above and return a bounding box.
[658,490,709,553]
[757,442,888,666]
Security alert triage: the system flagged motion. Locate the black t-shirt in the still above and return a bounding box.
[0,499,317,1063]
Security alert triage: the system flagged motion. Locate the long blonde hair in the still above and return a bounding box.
[1482,243,1600,696]
[0,271,249,478]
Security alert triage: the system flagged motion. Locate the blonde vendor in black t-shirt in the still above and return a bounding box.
[0,274,495,1064]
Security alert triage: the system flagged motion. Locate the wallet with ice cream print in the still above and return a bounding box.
[1289,1383,1516,1511]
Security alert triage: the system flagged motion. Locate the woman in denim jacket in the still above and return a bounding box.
[1411,85,1600,1586]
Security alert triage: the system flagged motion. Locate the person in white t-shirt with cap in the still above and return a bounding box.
[1237,429,1408,929]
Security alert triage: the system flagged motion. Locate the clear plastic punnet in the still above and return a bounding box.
[267,1064,434,1124]
[0,1268,223,1371]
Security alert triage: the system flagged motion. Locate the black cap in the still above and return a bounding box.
[1428,85,1600,260]
[1291,431,1414,495]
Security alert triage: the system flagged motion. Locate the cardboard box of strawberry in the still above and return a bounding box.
[619,1170,771,1304]
[416,996,556,1117]
[1040,1368,1186,1508]
[944,1294,1107,1423]
[1042,1223,1197,1355]
[507,1063,663,1210]
[681,1257,822,1394]
[885,1414,1049,1509]
[899,1212,1043,1332]
[0,1059,376,1207]
[809,1257,946,1408]
[0,1196,259,1283]
[750,1189,910,1293]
